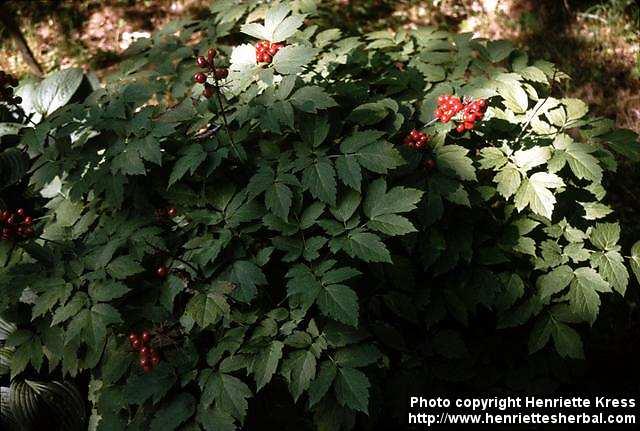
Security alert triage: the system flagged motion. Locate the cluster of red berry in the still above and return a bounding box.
[435,95,487,132]
[0,71,21,105]
[0,209,34,241]
[129,330,160,373]
[403,129,430,149]
[255,40,283,64]
[194,48,229,99]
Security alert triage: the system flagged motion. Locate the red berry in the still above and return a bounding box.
[131,339,142,350]
[456,124,465,133]
[142,364,152,373]
[141,330,152,343]
[22,216,32,225]
[139,346,150,357]
[194,72,207,84]
[128,333,138,342]
[23,227,34,238]
[203,83,215,99]
[214,68,228,79]
[166,207,177,218]
[196,56,209,68]
[0,211,8,222]
[151,354,160,366]
[410,129,421,139]
[156,266,168,278]
[424,159,436,171]
[6,215,16,225]
[477,99,487,109]
[207,48,217,63]
[464,121,474,130]
[140,357,150,367]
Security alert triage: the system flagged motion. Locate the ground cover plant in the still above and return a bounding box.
[1,1,639,430]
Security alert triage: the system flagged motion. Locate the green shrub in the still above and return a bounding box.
[1,2,640,430]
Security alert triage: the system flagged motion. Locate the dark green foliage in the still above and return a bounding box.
[0,1,639,430]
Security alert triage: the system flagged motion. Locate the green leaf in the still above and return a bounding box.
[66,304,122,350]
[494,164,521,199]
[330,189,361,222]
[367,214,416,236]
[31,280,72,320]
[282,350,316,401]
[89,281,130,302]
[150,393,196,431]
[334,344,381,367]
[512,146,551,172]
[265,182,293,220]
[303,158,337,206]
[335,156,362,191]
[291,86,337,113]
[591,251,628,296]
[273,46,317,75]
[185,292,229,328]
[317,284,359,327]
[486,40,514,62]
[589,222,620,251]
[537,265,573,299]
[580,202,613,220]
[435,145,476,181]
[566,267,610,325]
[106,255,144,279]
[496,78,528,113]
[34,68,83,116]
[343,231,391,263]
[363,179,423,219]
[168,144,207,188]
[334,367,370,413]
[230,261,267,303]
[564,141,602,182]
[203,372,252,421]
[514,172,564,219]
[562,98,588,122]
[308,361,337,407]
[631,241,640,286]
[125,362,177,405]
[253,341,284,392]
[551,321,584,359]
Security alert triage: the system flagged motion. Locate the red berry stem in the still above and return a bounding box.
[206,49,242,162]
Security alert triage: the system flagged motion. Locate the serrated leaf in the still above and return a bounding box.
[317,284,359,327]
[291,86,337,113]
[106,255,144,279]
[282,350,316,401]
[334,367,370,413]
[254,341,284,392]
[273,46,316,75]
[344,231,391,263]
[308,361,337,407]
[589,222,620,251]
[538,265,573,299]
[435,145,476,181]
[150,393,196,431]
[185,292,229,328]
[591,250,628,296]
[566,267,609,325]
[494,164,521,199]
[265,182,293,220]
[514,172,564,219]
[303,159,337,205]
[168,144,207,188]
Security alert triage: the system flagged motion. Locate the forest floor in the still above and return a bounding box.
[1,0,638,132]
